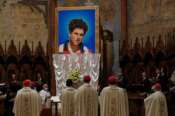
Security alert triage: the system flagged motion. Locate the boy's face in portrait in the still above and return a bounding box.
[69,28,85,46]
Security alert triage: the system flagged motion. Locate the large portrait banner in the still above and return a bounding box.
[55,6,100,54]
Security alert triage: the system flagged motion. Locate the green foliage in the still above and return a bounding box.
[68,68,80,82]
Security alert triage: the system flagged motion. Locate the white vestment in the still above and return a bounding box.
[61,87,76,116]
[13,87,42,116]
[144,91,168,116]
[75,83,98,116]
[59,43,89,54]
[170,70,175,84]
[99,85,129,116]
[39,89,51,105]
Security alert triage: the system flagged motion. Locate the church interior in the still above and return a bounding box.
[0,0,175,116]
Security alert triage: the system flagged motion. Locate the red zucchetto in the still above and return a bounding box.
[23,79,31,87]
[152,83,161,91]
[108,75,118,85]
[83,75,91,83]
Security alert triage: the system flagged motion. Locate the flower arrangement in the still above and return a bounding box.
[68,68,80,82]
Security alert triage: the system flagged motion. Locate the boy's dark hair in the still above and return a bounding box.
[69,19,88,34]
[66,79,73,87]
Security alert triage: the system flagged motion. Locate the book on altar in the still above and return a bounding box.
[50,96,61,102]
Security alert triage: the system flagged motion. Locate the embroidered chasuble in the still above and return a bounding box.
[99,85,129,116]
[61,87,76,116]
[144,91,168,116]
[13,87,42,116]
[75,83,98,116]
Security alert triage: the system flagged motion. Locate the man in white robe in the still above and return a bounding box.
[170,70,175,84]
[61,79,76,116]
[144,83,168,116]
[13,79,42,116]
[39,83,51,106]
[99,75,129,116]
[75,75,98,116]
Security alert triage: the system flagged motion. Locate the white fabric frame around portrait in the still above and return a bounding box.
[53,54,101,96]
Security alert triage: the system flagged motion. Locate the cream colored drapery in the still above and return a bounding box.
[53,54,100,96]
[144,91,168,116]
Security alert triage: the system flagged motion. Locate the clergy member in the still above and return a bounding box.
[61,79,76,116]
[39,83,51,106]
[99,75,129,116]
[13,79,42,116]
[75,75,98,116]
[144,83,168,116]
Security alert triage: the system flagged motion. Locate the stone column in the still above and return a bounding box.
[112,0,127,74]
[100,0,122,74]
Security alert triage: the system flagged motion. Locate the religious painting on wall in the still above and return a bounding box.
[54,6,99,54]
